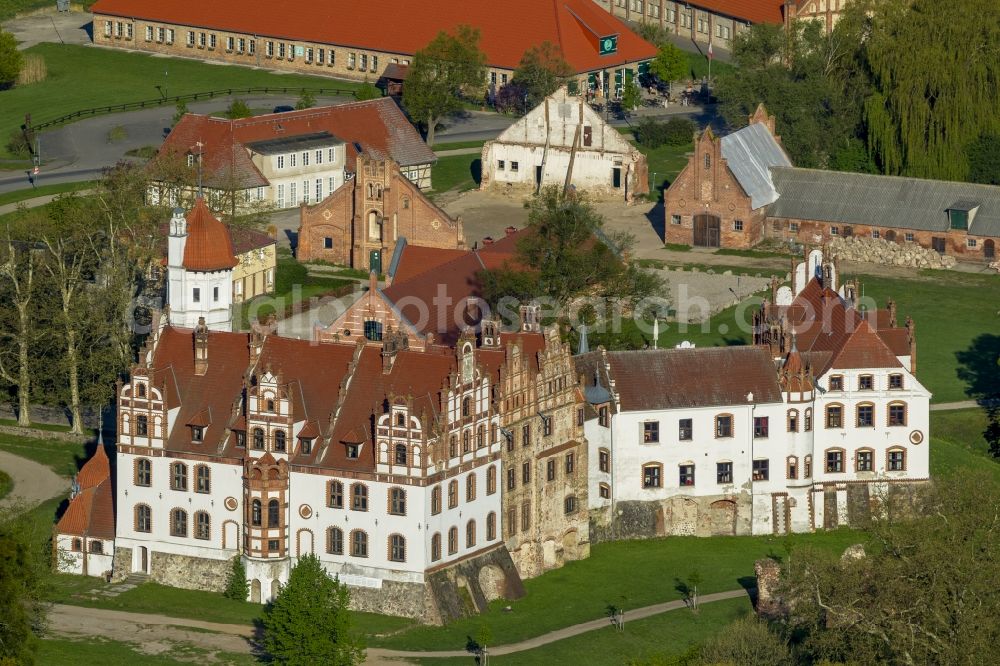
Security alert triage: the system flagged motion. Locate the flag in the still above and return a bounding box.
[707,42,714,60]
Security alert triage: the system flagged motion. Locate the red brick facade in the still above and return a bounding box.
[297,157,465,271]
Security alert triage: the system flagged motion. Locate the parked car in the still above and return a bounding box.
[272,105,295,114]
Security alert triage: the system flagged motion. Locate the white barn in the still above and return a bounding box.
[480,87,648,203]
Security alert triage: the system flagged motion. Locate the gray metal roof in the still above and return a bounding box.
[767,167,1000,236]
[245,132,342,155]
[720,122,791,210]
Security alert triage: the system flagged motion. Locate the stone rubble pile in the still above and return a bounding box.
[827,236,956,269]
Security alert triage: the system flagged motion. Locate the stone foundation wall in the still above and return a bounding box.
[349,579,438,624]
[589,494,752,544]
[427,546,525,625]
[150,551,230,592]
[827,236,958,269]
[111,547,133,582]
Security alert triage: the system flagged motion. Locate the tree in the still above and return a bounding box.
[296,89,317,109]
[475,623,493,665]
[402,25,487,146]
[0,234,39,426]
[225,99,253,119]
[511,41,572,109]
[224,556,249,601]
[262,554,365,665]
[619,79,641,113]
[353,80,380,101]
[779,473,1000,664]
[967,134,1000,185]
[697,616,792,666]
[479,187,662,309]
[494,80,530,116]
[649,43,688,86]
[0,29,23,86]
[0,503,48,665]
[172,99,189,126]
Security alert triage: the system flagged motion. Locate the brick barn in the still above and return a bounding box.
[664,105,1000,261]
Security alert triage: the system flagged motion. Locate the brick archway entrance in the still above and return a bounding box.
[693,214,721,247]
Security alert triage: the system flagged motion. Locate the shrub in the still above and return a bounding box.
[662,117,697,146]
[296,89,317,109]
[6,129,30,158]
[634,117,696,149]
[495,80,529,115]
[353,80,380,101]
[172,99,189,126]
[15,54,45,86]
[225,99,253,119]
[223,556,249,601]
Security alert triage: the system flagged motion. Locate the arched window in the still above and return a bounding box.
[137,383,147,398]
[389,487,406,515]
[195,511,210,539]
[825,448,846,473]
[171,462,187,491]
[327,527,344,554]
[351,530,368,557]
[394,443,407,466]
[268,499,280,527]
[396,412,406,427]
[170,508,188,537]
[136,414,148,436]
[856,402,875,428]
[855,448,874,472]
[462,397,471,417]
[448,480,458,508]
[448,526,458,554]
[431,486,442,514]
[135,458,151,486]
[888,402,907,427]
[462,430,471,453]
[274,430,287,452]
[786,456,799,480]
[251,499,262,526]
[328,481,344,508]
[825,404,844,429]
[253,428,265,449]
[195,465,210,493]
[466,473,476,502]
[486,465,497,495]
[389,534,406,562]
[351,483,368,511]
[487,512,497,540]
[466,520,476,548]
[135,504,151,532]
[431,533,442,561]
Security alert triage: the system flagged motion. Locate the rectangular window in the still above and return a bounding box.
[501,73,507,84]
[302,180,310,205]
[306,47,313,63]
[224,36,233,51]
[643,421,659,443]
[371,55,378,71]
[277,184,284,208]
[642,465,661,488]
[872,230,880,239]
[857,404,874,427]
[826,450,844,473]
[249,40,255,55]
[289,182,296,204]
[127,23,133,39]
[565,453,575,474]
[715,415,732,438]
[968,238,978,248]
[156,27,164,42]
[315,149,323,165]
[889,403,906,426]
[888,449,905,471]
[506,468,515,490]
[511,161,519,172]
[347,52,355,69]
[546,459,556,481]
[212,286,219,302]
[359,53,368,71]
[145,26,153,41]
[826,405,843,428]
[287,43,295,60]
[318,48,325,65]
[208,34,216,49]
[831,226,839,236]
[678,419,692,441]
[829,375,844,391]
[166,29,174,44]
[599,484,611,499]
[104,20,112,37]
[186,31,194,46]
[733,220,744,231]
[789,222,799,232]
[278,42,285,58]
[522,461,531,484]
[858,375,873,390]
[856,450,873,472]
[717,462,732,484]
[599,450,610,473]
[542,415,552,436]
[276,155,284,170]
[192,287,200,303]
[671,214,682,225]
[753,416,769,438]
[905,233,914,242]
[328,176,335,194]
[521,502,531,532]
[498,160,505,171]
[302,151,310,167]
[266,41,274,57]
[752,459,769,481]
[889,374,903,390]
[198,32,205,47]
[522,424,531,448]
[679,464,695,487]
[238,38,246,53]
[315,179,323,201]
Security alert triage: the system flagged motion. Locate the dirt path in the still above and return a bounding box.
[930,401,979,411]
[0,450,68,509]
[47,604,253,655]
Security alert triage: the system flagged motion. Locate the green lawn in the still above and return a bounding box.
[37,636,256,666]
[3,43,363,158]
[635,141,691,199]
[0,431,91,478]
[239,253,355,328]
[430,154,482,194]
[0,0,50,20]
[0,181,94,207]
[0,469,11,500]
[686,52,736,81]
[433,140,486,152]
[929,409,1000,483]
[415,596,750,665]
[373,528,860,650]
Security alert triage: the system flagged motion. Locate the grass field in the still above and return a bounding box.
[0,181,93,207]
[373,528,860,650]
[415,595,750,665]
[430,154,482,194]
[0,431,92,477]
[637,141,691,199]
[929,408,1000,483]
[3,43,362,158]
[433,140,486,152]
[0,0,51,21]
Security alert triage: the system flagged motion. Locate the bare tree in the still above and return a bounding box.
[0,237,39,426]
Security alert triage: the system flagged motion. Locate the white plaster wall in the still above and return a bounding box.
[585,419,612,510]
[55,535,114,577]
[167,266,233,331]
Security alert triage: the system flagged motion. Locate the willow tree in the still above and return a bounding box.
[862,0,1000,179]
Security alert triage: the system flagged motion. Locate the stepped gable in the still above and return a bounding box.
[182,198,238,271]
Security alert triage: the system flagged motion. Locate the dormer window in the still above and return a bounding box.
[345,443,360,459]
[947,201,978,230]
[299,438,313,454]
[191,426,204,442]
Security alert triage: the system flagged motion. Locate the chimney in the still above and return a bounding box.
[520,303,540,333]
[482,236,494,245]
[504,226,517,237]
[887,298,897,328]
[382,325,408,374]
[194,317,209,376]
[906,316,917,374]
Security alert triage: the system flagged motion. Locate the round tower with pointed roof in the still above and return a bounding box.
[167,198,237,331]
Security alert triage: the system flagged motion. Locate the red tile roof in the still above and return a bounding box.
[390,245,469,286]
[689,0,785,24]
[90,0,657,72]
[183,198,238,271]
[57,446,115,539]
[159,99,434,191]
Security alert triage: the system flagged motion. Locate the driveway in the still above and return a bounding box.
[0,449,69,509]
